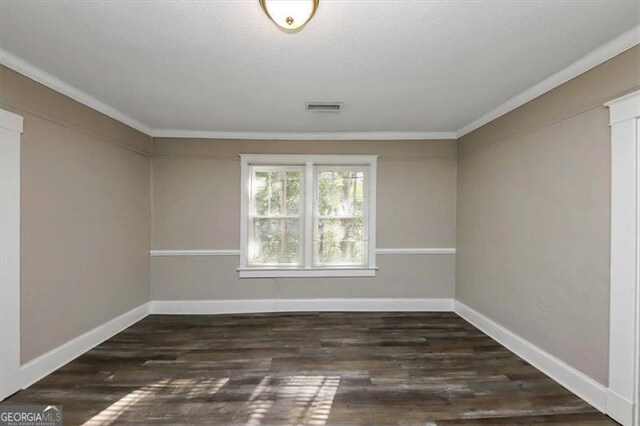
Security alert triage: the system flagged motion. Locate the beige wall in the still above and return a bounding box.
[151,139,457,300]
[1,66,153,363]
[5,41,632,381]
[456,45,640,386]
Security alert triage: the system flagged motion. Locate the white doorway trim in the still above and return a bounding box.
[607,90,640,426]
[0,109,23,400]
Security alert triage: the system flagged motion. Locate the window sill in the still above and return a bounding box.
[237,267,378,278]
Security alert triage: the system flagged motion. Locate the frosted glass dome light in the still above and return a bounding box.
[259,0,319,31]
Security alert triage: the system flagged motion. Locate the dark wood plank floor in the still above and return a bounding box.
[3,312,616,425]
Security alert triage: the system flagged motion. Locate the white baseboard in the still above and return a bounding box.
[150,298,454,315]
[454,301,608,413]
[20,303,150,389]
[150,299,277,315]
[606,388,635,426]
[15,297,623,424]
[277,298,454,312]
[12,298,451,392]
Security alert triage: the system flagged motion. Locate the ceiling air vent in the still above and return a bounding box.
[306,102,343,112]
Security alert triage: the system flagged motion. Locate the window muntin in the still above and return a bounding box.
[248,166,304,266]
[314,166,368,266]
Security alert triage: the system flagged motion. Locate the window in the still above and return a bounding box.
[239,155,377,278]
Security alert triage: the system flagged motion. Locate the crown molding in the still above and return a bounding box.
[3,23,639,142]
[149,129,457,140]
[0,49,455,141]
[0,49,152,135]
[455,24,640,138]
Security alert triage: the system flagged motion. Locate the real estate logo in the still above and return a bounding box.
[0,405,62,426]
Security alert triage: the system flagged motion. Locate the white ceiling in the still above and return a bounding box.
[1,1,639,138]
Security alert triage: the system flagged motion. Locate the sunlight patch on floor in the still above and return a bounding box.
[82,377,229,425]
[245,375,340,426]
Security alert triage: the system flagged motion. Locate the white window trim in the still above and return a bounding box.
[239,154,377,278]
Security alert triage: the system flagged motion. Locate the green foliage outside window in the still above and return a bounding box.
[252,171,301,265]
[316,171,365,265]
[250,168,366,266]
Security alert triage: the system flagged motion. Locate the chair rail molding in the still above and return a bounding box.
[0,109,23,400]
[149,248,456,257]
[150,249,241,256]
[606,89,640,426]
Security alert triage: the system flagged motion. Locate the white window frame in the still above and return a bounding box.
[239,154,377,278]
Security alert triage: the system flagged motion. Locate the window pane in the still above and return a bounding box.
[318,171,364,217]
[253,171,301,217]
[251,218,301,265]
[316,218,365,265]
[315,168,367,266]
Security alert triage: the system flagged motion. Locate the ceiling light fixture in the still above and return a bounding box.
[259,0,319,31]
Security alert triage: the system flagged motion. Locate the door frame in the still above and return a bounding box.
[0,109,23,400]
[607,90,640,426]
